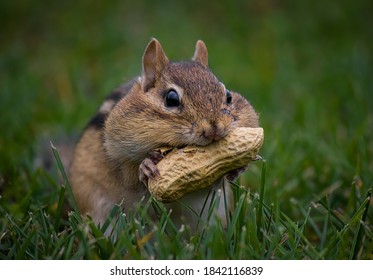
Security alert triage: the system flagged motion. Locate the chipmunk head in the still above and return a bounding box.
[105,38,258,162]
[139,38,239,146]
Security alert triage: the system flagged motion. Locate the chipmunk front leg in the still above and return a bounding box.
[139,150,164,186]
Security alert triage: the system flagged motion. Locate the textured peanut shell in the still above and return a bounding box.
[148,127,264,202]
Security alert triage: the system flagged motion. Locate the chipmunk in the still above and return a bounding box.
[69,38,259,228]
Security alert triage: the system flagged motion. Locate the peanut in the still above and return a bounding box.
[148,127,264,202]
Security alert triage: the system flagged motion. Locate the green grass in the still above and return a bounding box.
[0,0,372,259]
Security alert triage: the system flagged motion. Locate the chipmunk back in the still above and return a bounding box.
[70,38,259,227]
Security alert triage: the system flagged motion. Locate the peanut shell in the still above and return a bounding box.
[148,127,264,202]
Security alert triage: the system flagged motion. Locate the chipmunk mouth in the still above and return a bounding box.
[186,131,227,147]
[202,128,227,142]
[186,121,230,146]
[194,137,215,147]
[179,134,212,147]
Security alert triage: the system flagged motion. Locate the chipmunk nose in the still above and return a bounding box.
[202,121,228,141]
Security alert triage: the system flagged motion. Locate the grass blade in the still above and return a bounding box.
[227,191,247,241]
[54,185,66,232]
[50,141,80,217]
[257,159,266,240]
[350,188,372,259]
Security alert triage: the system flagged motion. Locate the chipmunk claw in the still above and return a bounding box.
[139,150,164,186]
[226,155,262,182]
[254,154,262,161]
[225,166,247,182]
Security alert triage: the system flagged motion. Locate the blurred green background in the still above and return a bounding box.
[0,0,372,228]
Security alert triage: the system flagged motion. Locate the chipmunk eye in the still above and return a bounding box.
[226,90,232,104]
[165,90,180,107]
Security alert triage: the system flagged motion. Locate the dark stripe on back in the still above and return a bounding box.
[86,78,138,130]
[105,89,124,103]
[87,112,107,129]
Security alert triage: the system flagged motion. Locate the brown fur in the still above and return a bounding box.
[70,38,259,227]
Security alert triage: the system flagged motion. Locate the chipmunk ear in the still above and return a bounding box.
[142,38,169,91]
[192,40,208,67]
